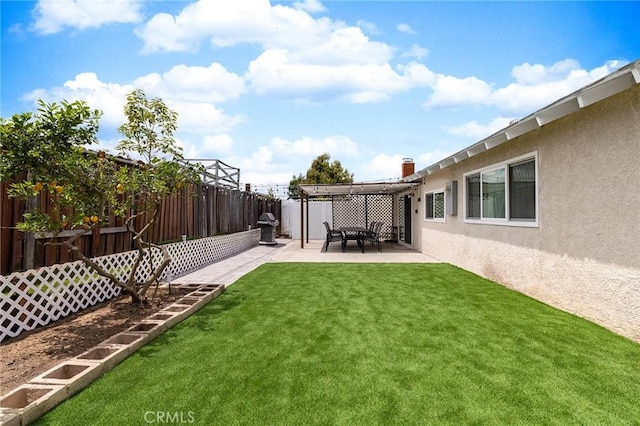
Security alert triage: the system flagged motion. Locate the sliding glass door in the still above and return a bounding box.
[398,193,412,245]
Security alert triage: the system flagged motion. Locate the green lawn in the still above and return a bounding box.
[35,263,640,425]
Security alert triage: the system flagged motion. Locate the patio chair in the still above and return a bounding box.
[323,221,345,252]
[366,221,377,235]
[364,221,383,252]
[364,221,377,246]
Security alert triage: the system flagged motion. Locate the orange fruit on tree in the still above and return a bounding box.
[34,182,44,192]
[116,183,124,192]
[83,216,91,223]
[55,185,64,193]
[90,215,99,223]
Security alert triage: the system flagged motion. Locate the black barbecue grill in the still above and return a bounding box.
[257,212,279,245]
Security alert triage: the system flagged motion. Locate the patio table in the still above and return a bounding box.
[338,227,366,253]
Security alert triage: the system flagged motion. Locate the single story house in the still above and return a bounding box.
[404,59,639,341]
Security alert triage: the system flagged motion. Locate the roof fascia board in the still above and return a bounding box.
[484,132,509,148]
[578,71,637,108]
[536,97,581,126]
[438,157,456,168]
[403,172,423,182]
[466,143,488,156]
[453,151,470,163]
[505,118,541,140]
[426,164,440,174]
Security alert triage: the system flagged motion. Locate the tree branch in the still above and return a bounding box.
[61,238,141,303]
[137,242,172,297]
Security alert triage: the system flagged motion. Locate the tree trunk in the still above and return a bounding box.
[62,230,143,304]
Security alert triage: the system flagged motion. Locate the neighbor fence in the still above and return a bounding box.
[1,183,281,275]
[0,229,260,343]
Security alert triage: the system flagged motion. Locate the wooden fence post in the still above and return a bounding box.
[23,198,37,270]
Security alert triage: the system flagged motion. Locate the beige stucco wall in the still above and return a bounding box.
[415,84,640,341]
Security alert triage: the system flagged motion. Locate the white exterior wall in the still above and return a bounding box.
[416,85,640,341]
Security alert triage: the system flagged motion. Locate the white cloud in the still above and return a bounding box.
[489,59,626,114]
[247,51,431,102]
[136,0,435,104]
[511,59,582,85]
[294,0,327,14]
[20,71,244,135]
[397,23,416,34]
[169,101,244,135]
[401,43,429,60]
[444,117,514,139]
[136,0,334,54]
[175,138,200,159]
[396,62,436,83]
[357,20,379,35]
[424,59,627,116]
[416,150,457,169]
[489,82,569,115]
[269,135,359,158]
[289,26,394,65]
[133,63,247,103]
[356,150,455,180]
[138,1,392,63]
[21,72,132,126]
[178,134,234,159]
[32,0,142,35]
[202,135,234,156]
[356,153,406,182]
[424,74,493,109]
[219,135,360,186]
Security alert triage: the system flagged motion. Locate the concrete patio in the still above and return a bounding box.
[175,239,441,287]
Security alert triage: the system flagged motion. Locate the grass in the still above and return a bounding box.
[35,263,640,425]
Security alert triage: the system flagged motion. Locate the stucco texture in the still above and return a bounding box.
[417,85,640,341]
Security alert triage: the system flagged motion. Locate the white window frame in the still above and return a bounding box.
[463,152,539,228]
[424,188,446,223]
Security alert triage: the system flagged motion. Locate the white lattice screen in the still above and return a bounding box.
[0,229,259,342]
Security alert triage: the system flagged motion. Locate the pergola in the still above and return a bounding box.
[297,181,419,248]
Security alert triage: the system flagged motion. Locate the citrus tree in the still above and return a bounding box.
[0,91,201,304]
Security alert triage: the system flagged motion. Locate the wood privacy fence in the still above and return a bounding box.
[0,183,281,275]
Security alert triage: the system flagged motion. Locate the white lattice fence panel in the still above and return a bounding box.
[1,229,259,342]
[162,229,260,279]
[0,261,121,343]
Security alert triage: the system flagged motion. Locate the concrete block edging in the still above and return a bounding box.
[0,283,225,425]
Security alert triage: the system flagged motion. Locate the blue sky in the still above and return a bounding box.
[2,1,639,196]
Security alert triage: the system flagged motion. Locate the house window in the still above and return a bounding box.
[509,159,536,220]
[482,168,506,219]
[466,174,481,219]
[464,154,537,226]
[425,190,445,222]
